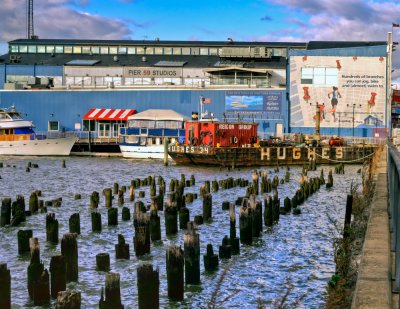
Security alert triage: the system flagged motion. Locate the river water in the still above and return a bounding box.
[0,157,362,308]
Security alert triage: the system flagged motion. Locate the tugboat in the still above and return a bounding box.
[0,106,77,156]
[167,113,377,167]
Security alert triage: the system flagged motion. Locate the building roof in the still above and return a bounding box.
[128,109,189,121]
[307,41,386,50]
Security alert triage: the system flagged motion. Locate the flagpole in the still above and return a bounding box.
[199,96,203,121]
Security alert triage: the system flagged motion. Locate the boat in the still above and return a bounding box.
[119,109,188,159]
[0,106,77,156]
[167,119,378,167]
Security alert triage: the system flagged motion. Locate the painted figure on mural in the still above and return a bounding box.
[327,86,342,122]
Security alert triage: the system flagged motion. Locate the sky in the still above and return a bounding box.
[1,0,400,82]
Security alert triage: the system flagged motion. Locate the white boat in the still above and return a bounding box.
[0,106,76,156]
[119,109,188,159]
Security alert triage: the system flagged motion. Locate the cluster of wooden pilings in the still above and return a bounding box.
[0,160,339,308]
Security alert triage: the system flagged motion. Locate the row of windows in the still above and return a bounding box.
[301,67,338,86]
[9,44,287,57]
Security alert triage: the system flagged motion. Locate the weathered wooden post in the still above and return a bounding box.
[129,185,135,202]
[149,204,161,241]
[326,170,334,188]
[62,159,66,168]
[49,255,66,299]
[343,195,353,239]
[61,233,78,282]
[99,272,124,309]
[46,213,59,243]
[27,238,44,299]
[203,193,212,221]
[229,204,240,255]
[249,195,262,237]
[0,263,11,309]
[103,188,113,208]
[264,196,273,227]
[113,182,119,195]
[56,291,81,308]
[1,197,11,227]
[184,222,200,284]
[164,137,169,166]
[137,263,159,309]
[108,207,118,226]
[91,212,102,232]
[239,203,252,245]
[29,191,39,214]
[90,191,100,208]
[179,206,190,229]
[166,245,184,301]
[18,229,32,254]
[121,207,130,221]
[117,190,124,206]
[219,235,232,259]
[69,213,80,234]
[74,194,81,200]
[96,253,110,272]
[283,197,291,213]
[11,195,26,226]
[190,175,195,186]
[134,212,150,257]
[33,269,50,305]
[203,244,219,271]
[252,170,259,195]
[115,234,130,260]
[165,203,178,235]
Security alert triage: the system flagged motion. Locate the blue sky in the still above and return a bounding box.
[1,0,400,79]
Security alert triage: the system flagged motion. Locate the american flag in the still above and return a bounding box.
[202,97,212,104]
[393,23,400,27]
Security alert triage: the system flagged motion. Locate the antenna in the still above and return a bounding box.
[27,0,34,39]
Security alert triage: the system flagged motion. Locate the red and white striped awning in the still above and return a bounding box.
[83,108,136,121]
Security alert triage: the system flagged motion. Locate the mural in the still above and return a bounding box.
[289,56,386,129]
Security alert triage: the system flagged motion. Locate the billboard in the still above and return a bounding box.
[289,56,386,128]
[225,90,282,114]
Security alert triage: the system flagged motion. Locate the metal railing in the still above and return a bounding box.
[388,143,400,291]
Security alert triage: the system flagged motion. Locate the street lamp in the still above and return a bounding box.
[347,103,362,138]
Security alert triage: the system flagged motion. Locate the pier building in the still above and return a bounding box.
[0,38,390,138]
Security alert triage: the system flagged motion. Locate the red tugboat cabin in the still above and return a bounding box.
[185,121,258,147]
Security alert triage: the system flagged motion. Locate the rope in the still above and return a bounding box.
[314,150,376,163]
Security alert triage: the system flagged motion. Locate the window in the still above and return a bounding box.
[154,47,163,55]
[100,47,109,54]
[64,46,73,54]
[19,45,28,53]
[37,46,46,53]
[83,120,95,131]
[301,67,338,86]
[10,45,18,53]
[48,121,60,131]
[191,48,199,55]
[91,47,100,54]
[46,46,54,53]
[109,47,118,54]
[136,47,145,54]
[200,48,208,55]
[28,45,37,53]
[73,46,82,54]
[209,48,218,56]
[164,47,172,55]
[82,47,91,54]
[127,47,136,54]
[146,47,154,55]
[118,47,127,54]
[173,47,181,55]
[182,48,190,55]
[55,46,64,53]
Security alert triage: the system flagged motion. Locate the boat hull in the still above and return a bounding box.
[0,137,77,156]
[168,144,377,166]
[120,145,167,159]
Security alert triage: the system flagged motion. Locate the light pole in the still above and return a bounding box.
[347,103,362,138]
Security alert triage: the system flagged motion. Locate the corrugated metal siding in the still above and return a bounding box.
[0,64,5,88]
[289,45,387,57]
[0,89,288,134]
[1,64,63,77]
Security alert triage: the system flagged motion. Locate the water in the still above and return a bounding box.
[0,157,362,308]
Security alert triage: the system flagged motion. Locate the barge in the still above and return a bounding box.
[167,120,377,167]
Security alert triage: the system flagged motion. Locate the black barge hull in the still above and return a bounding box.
[168,145,377,167]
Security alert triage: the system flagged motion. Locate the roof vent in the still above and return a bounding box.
[113,56,118,62]
[142,56,147,62]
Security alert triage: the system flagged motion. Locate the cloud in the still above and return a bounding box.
[0,0,133,42]
[261,15,272,21]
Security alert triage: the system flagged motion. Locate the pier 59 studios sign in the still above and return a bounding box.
[123,67,182,78]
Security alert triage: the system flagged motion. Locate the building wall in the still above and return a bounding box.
[0,88,288,137]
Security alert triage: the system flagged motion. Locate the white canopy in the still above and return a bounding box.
[127,109,189,121]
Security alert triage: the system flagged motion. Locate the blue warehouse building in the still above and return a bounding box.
[0,38,390,140]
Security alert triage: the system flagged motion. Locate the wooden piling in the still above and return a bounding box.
[90,191,100,208]
[108,207,118,226]
[46,213,59,243]
[33,269,50,305]
[137,263,159,309]
[113,182,119,195]
[284,197,291,213]
[96,253,110,272]
[91,212,102,232]
[184,222,200,284]
[179,206,190,229]
[11,195,26,226]
[56,291,81,309]
[121,207,130,221]
[229,204,240,254]
[249,195,262,237]
[99,272,124,309]
[264,196,273,227]
[103,188,113,208]
[0,263,11,309]
[61,233,78,282]
[166,245,184,300]
[29,191,39,214]
[134,212,150,257]
[129,185,135,202]
[49,255,66,299]
[343,195,353,239]
[27,238,44,299]
[164,137,169,166]
[1,197,11,227]
[149,205,161,241]
[115,234,130,260]
[204,244,219,271]
[165,203,178,235]
[17,229,32,254]
[69,213,81,234]
[203,193,212,221]
[239,204,252,245]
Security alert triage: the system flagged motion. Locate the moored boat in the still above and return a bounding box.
[119,109,188,159]
[167,120,377,167]
[0,106,77,156]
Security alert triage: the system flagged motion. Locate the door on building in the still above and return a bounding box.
[99,123,111,137]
